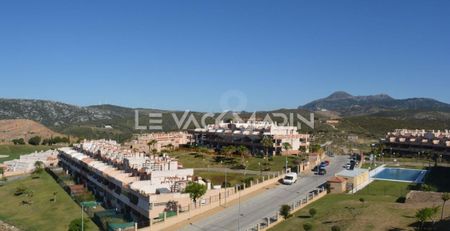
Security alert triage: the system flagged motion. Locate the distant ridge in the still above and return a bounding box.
[299,91,450,116]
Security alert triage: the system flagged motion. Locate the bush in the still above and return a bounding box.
[241,177,254,186]
[231,164,246,170]
[309,208,317,218]
[12,138,25,145]
[331,225,341,231]
[15,186,28,196]
[68,218,90,231]
[303,223,313,231]
[28,136,41,146]
[279,204,291,219]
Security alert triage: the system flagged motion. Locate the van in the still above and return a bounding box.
[283,173,298,185]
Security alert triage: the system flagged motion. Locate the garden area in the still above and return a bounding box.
[168,150,304,172]
[269,181,450,231]
[0,171,97,231]
[194,170,262,187]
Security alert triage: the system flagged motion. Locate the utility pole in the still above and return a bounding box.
[225,169,228,206]
[285,155,288,173]
[81,204,84,231]
[237,184,241,231]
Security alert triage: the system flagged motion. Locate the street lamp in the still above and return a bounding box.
[258,162,261,177]
[236,184,242,231]
[285,155,288,174]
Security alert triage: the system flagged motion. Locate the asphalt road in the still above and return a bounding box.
[180,155,348,231]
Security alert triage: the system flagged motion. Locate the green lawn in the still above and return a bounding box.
[169,151,301,172]
[0,172,98,231]
[269,181,428,231]
[194,170,261,186]
[0,145,55,163]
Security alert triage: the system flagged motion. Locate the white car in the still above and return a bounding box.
[283,173,298,185]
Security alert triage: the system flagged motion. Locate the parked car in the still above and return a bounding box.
[283,173,298,185]
[345,163,351,169]
[318,169,327,175]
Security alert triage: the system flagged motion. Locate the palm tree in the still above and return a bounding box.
[441,193,450,220]
[147,140,157,154]
[416,207,439,231]
[237,145,250,166]
[282,142,292,155]
[261,136,274,159]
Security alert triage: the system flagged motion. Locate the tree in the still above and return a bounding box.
[279,204,291,219]
[165,143,174,151]
[359,198,365,207]
[331,225,341,231]
[441,193,450,220]
[310,144,321,153]
[34,161,45,174]
[303,223,313,231]
[261,136,274,159]
[147,140,158,154]
[184,182,207,207]
[237,145,250,165]
[28,136,41,146]
[12,138,25,145]
[415,207,439,230]
[298,146,307,153]
[282,142,292,154]
[68,218,89,231]
[432,153,439,167]
[221,146,236,157]
[309,208,317,218]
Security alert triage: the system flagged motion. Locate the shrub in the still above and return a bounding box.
[279,204,291,219]
[331,225,341,231]
[68,218,90,231]
[28,136,41,146]
[15,186,28,196]
[303,223,313,231]
[309,208,317,218]
[12,138,25,145]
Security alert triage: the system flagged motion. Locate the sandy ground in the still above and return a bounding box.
[0,119,61,143]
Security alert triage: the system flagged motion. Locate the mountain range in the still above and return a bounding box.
[1,92,450,141]
[299,91,450,116]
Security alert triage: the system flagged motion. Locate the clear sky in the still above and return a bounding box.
[1,0,449,112]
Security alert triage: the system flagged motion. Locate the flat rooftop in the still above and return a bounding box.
[336,168,368,178]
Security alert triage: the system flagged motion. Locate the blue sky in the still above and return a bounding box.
[1,0,449,112]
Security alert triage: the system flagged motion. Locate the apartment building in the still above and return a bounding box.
[1,150,58,177]
[191,121,310,155]
[58,140,194,227]
[125,132,192,153]
[383,129,450,160]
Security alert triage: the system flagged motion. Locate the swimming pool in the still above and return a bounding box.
[372,167,427,183]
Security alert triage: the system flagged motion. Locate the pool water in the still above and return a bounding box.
[373,168,427,183]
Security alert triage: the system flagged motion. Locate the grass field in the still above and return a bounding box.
[169,151,300,172]
[269,180,449,231]
[0,172,97,231]
[194,170,261,186]
[0,145,55,163]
